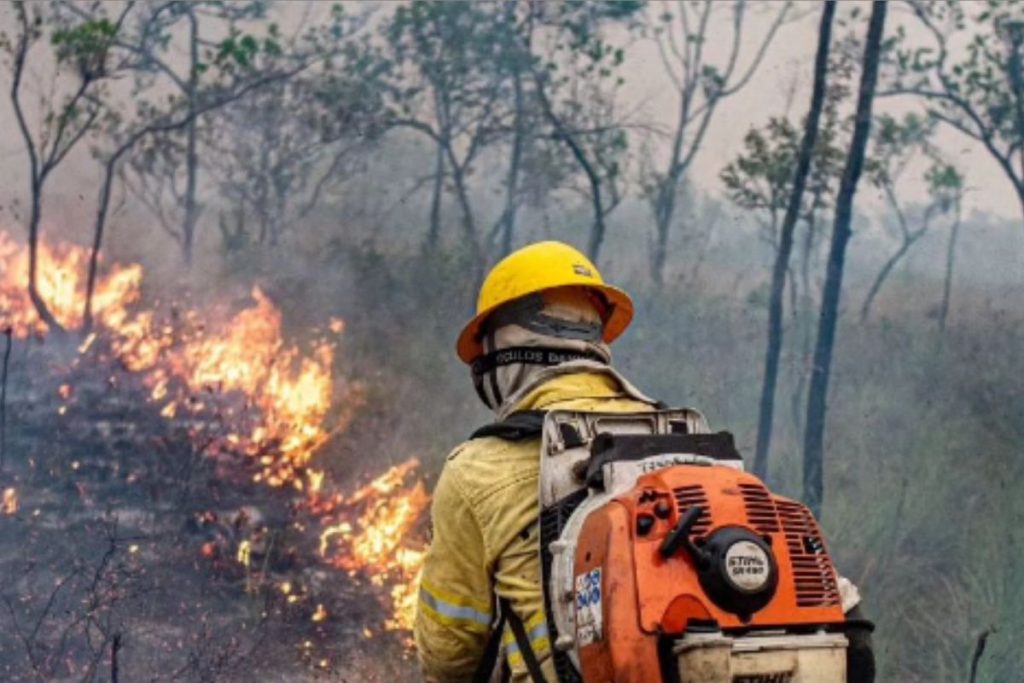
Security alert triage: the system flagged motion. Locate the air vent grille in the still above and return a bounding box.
[739,482,780,533]
[774,499,841,607]
[672,484,711,535]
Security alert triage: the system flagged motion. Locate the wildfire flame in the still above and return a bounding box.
[317,459,429,631]
[0,231,143,337]
[0,230,429,634]
[1,488,17,515]
[121,286,338,488]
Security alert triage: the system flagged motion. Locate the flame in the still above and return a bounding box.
[237,539,252,568]
[112,286,338,488]
[0,232,337,489]
[0,231,430,634]
[1,488,17,515]
[0,231,142,337]
[318,459,430,631]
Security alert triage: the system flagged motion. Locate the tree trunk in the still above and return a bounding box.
[652,198,672,287]
[425,141,445,250]
[500,70,526,256]
[1016,182,1024,228]
[1007,29,1024,223]
[182,118,199,265]
[85,136,144,332]
[938,197,961,332]
[532,71,607,261]
[651,87,692,287]
[181,9,200,267]
[802,0,887,517]
[83,160,118,333]
[652,167,681,286]
[861,185,935,323]
[446,146,482,265]
[587,189,607,262]
[1,327,12,472]
[25,185,65,334]
[790,199,824,436]
[859,230,924,322]
[752,0,836,480]
[650,0,706,287]
[10,6,65,335]
[110,633,121,683]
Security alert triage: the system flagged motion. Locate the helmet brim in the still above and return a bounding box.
[456,283,634,364]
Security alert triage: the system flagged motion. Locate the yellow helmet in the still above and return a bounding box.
[456,241,634,363]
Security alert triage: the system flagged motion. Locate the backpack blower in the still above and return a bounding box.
[534,409,873,683]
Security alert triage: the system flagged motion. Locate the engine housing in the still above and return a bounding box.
[555,465,847,682]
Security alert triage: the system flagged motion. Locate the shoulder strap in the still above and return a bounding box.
[470,410,547,441]
[501,597,548,683]
[470,598,547,683]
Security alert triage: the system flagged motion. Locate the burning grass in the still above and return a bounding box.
[0,231,144,337]
[1,487,16,515]
[0,230,430,649]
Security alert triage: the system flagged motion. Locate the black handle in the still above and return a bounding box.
[659,505,708,567]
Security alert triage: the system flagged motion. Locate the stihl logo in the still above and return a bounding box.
[733,673,793,683]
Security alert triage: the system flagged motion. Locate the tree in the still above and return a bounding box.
[77,2,346,326]
[103,0,315,265]
[883,0,1024,227]
[859,114,963,322]
[530,70,629,262]
[527,1,641,261]
[722,120,812,252]
[1,1,131,333]
[94,0,268,264]
[721,1,837,480]
[84,67,311,330]
[325,1,638,266]
[204,78,365,252]
[937,168,966,332]
[488,1,537,257]
[2,0,333,330]
[803,0,888,517]
[644,0,791,285]
[721,87,848,449]
[201,20,379,256]
[199,6,390,255]
[381,1,517,261]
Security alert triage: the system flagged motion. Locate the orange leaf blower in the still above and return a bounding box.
[537,410,872,683]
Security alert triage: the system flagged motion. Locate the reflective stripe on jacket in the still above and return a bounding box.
[415,371,655,682]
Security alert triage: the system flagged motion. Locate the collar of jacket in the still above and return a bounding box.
[497,360,658,420]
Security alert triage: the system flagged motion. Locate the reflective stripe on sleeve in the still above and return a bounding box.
[418,584,492,631]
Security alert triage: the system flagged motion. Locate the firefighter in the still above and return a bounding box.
[414,241,873,683]
[415,240,657,682]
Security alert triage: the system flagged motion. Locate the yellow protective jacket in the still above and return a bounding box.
[415,370,655,682]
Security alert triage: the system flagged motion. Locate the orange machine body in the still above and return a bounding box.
[573,465,846,683]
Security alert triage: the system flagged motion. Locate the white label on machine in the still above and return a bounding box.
[603,455,744,495]
[725,541,771,592]
[574,568,603,646]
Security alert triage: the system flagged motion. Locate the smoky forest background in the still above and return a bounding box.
[0,1,1022,682]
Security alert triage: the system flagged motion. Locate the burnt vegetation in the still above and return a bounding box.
[0,1,1022,682]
